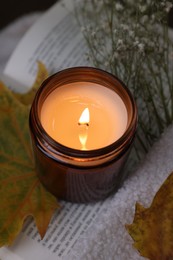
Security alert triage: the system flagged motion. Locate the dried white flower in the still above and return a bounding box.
[139,5,147,13]
[165,1,173,12]
[120,24,129,31]
[112,52,119,59]
[76,0,173,158]
[80,26,86,33]
[104,61,109,67]
[117,39,123,46]
[134,40,139,47]
[115,3,123,11]
[129,30,135,37]
[138,43,145,53]
[91,31,96,38]
[140,15,148,23]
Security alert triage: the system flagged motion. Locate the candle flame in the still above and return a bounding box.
[78,108,90,126]
[78,108,90,150]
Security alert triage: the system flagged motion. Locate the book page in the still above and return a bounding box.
[0,1,108,259]
[0,200,106,260]
[1,0,89,93]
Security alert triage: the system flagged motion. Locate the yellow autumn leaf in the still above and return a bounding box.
[0,65,59,247]
[126,171,173,260]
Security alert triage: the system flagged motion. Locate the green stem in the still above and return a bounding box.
[146,57,170,127]
[136,132,148,154]
[162,44,173,121]
[143,76,164,134]
[133,142,142,161]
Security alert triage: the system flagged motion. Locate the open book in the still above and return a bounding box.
[0,1,108,259]
[1,0,89,93]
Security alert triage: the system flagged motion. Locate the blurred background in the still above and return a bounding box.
[0,0,57,29]
[0,1,172,30]
[0,1,173,30]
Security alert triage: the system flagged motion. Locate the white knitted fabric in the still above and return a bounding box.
[64,124,173,260]
[0,13,173,260]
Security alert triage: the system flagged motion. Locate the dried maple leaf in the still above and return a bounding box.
[0,67,59,247]
[126,171,173,260]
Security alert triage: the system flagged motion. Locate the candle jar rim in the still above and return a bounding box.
[30,66,137,163]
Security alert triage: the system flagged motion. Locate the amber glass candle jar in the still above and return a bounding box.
[29,67,137,203]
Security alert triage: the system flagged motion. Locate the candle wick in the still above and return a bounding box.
[78,122,89,127]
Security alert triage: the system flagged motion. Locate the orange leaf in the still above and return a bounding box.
[126,171,173,260]
[0,68,59,247]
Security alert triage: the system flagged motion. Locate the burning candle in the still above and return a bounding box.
[40,82,128,150]
[29,67,137,203]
